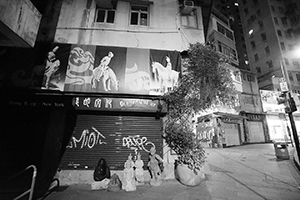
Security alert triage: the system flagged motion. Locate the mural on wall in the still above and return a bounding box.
[5,44,70,91]
[150,50,181,95]
[1,44,181,96]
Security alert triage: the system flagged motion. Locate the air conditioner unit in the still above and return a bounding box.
[181,0,195,15]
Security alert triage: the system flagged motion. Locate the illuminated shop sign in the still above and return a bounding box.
[72,97,165,112]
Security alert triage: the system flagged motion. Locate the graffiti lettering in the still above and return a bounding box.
[67,126,107,149]
[122,135,155,153]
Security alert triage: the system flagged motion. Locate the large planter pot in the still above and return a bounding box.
[175,163,205,187]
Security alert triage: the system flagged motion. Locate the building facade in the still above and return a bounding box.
[0,0,213,189]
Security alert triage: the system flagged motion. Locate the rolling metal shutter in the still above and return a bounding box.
[224,123,240,146]
[59,114,163,170]
[248,121,265,143]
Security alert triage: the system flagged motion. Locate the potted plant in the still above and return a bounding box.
[163,42,237,186]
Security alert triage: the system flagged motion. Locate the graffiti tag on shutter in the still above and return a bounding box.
[67,126,107,149]
[122,135,155,153]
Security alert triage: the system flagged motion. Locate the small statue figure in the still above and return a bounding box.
[148,147,163,186]
[91,158,111,190]
[122,154,136,191]
[134,152,144,185]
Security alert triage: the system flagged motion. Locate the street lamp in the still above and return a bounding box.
[279,58,300,163]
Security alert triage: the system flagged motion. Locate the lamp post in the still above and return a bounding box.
[279,59,300,162]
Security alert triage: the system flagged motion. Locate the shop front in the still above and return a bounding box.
[241,112,269,143]
[197,112,245,148]
[57,96,166,185]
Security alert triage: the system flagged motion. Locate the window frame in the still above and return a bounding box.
[95,8,116,24]
[130,5,149,26]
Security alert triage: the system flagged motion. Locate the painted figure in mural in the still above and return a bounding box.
[122,154,136,191]
[44,46,61,89]
[148,146,163,186]
[134,152,144,185]
[91,51,119,91]
[91,158,111,190]
[166,56,172,71]
[151,60,179,93]
[65,47,95,85]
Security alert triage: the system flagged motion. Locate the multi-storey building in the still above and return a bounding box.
[200,7,244,148]
[202,3,270,145]
[212,0,250,71]
[0,0,213,191]
[238,0,300,92]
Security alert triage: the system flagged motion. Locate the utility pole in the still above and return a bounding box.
[278,59,300,162]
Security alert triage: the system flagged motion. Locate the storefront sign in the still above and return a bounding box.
[245,113,262,121]
[72,97,165,112]
[221,118,240,123]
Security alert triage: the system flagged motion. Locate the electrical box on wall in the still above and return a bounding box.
[180,0,195,15]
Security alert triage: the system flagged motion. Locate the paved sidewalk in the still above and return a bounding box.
[43,144,300,200]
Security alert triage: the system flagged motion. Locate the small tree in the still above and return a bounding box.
[163,42,237,173]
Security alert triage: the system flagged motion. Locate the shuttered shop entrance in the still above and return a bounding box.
[59,114,163,170]
[224,123,240,146]
[248,121,265,143]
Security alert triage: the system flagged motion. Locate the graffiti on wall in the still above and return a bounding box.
[67,126,107,149]
[122,135,155,154]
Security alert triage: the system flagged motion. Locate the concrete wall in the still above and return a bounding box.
[54,0,205,50]
[0,0,41,47]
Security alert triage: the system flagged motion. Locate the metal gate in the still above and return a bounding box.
[248,121,265,143]
[59,114,163,170]
[223,123,240,146]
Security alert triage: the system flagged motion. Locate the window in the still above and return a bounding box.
[267,60,273,68]
[256,66,261,73]
[247,74,254,82]
[278,7,284,13]
[271,5,275,11]
[217,22,234,40]
[250,15,256,22]
[280,42,286,51]
[253,0,259,6]
[244,8,248,15]
[292,60,300,67]
[296,74,300,82]
[277,30,282,36]
[254,54,259,62]
[233,71,241,82]
[289,72,294,81]
[217,41,238,61]
[261,33,267,41]
[251,41,256,49]
[247,18,252,25]
[281,17,288,25]
[265,46,270,55]
[274,17,279,25]
[286,31,292,38]
[284,58,289,65]
[256,10,261,17]
[259,21,264,29]
[95,8,115,23]
[181,10,197,28]
[130,5,149,26]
